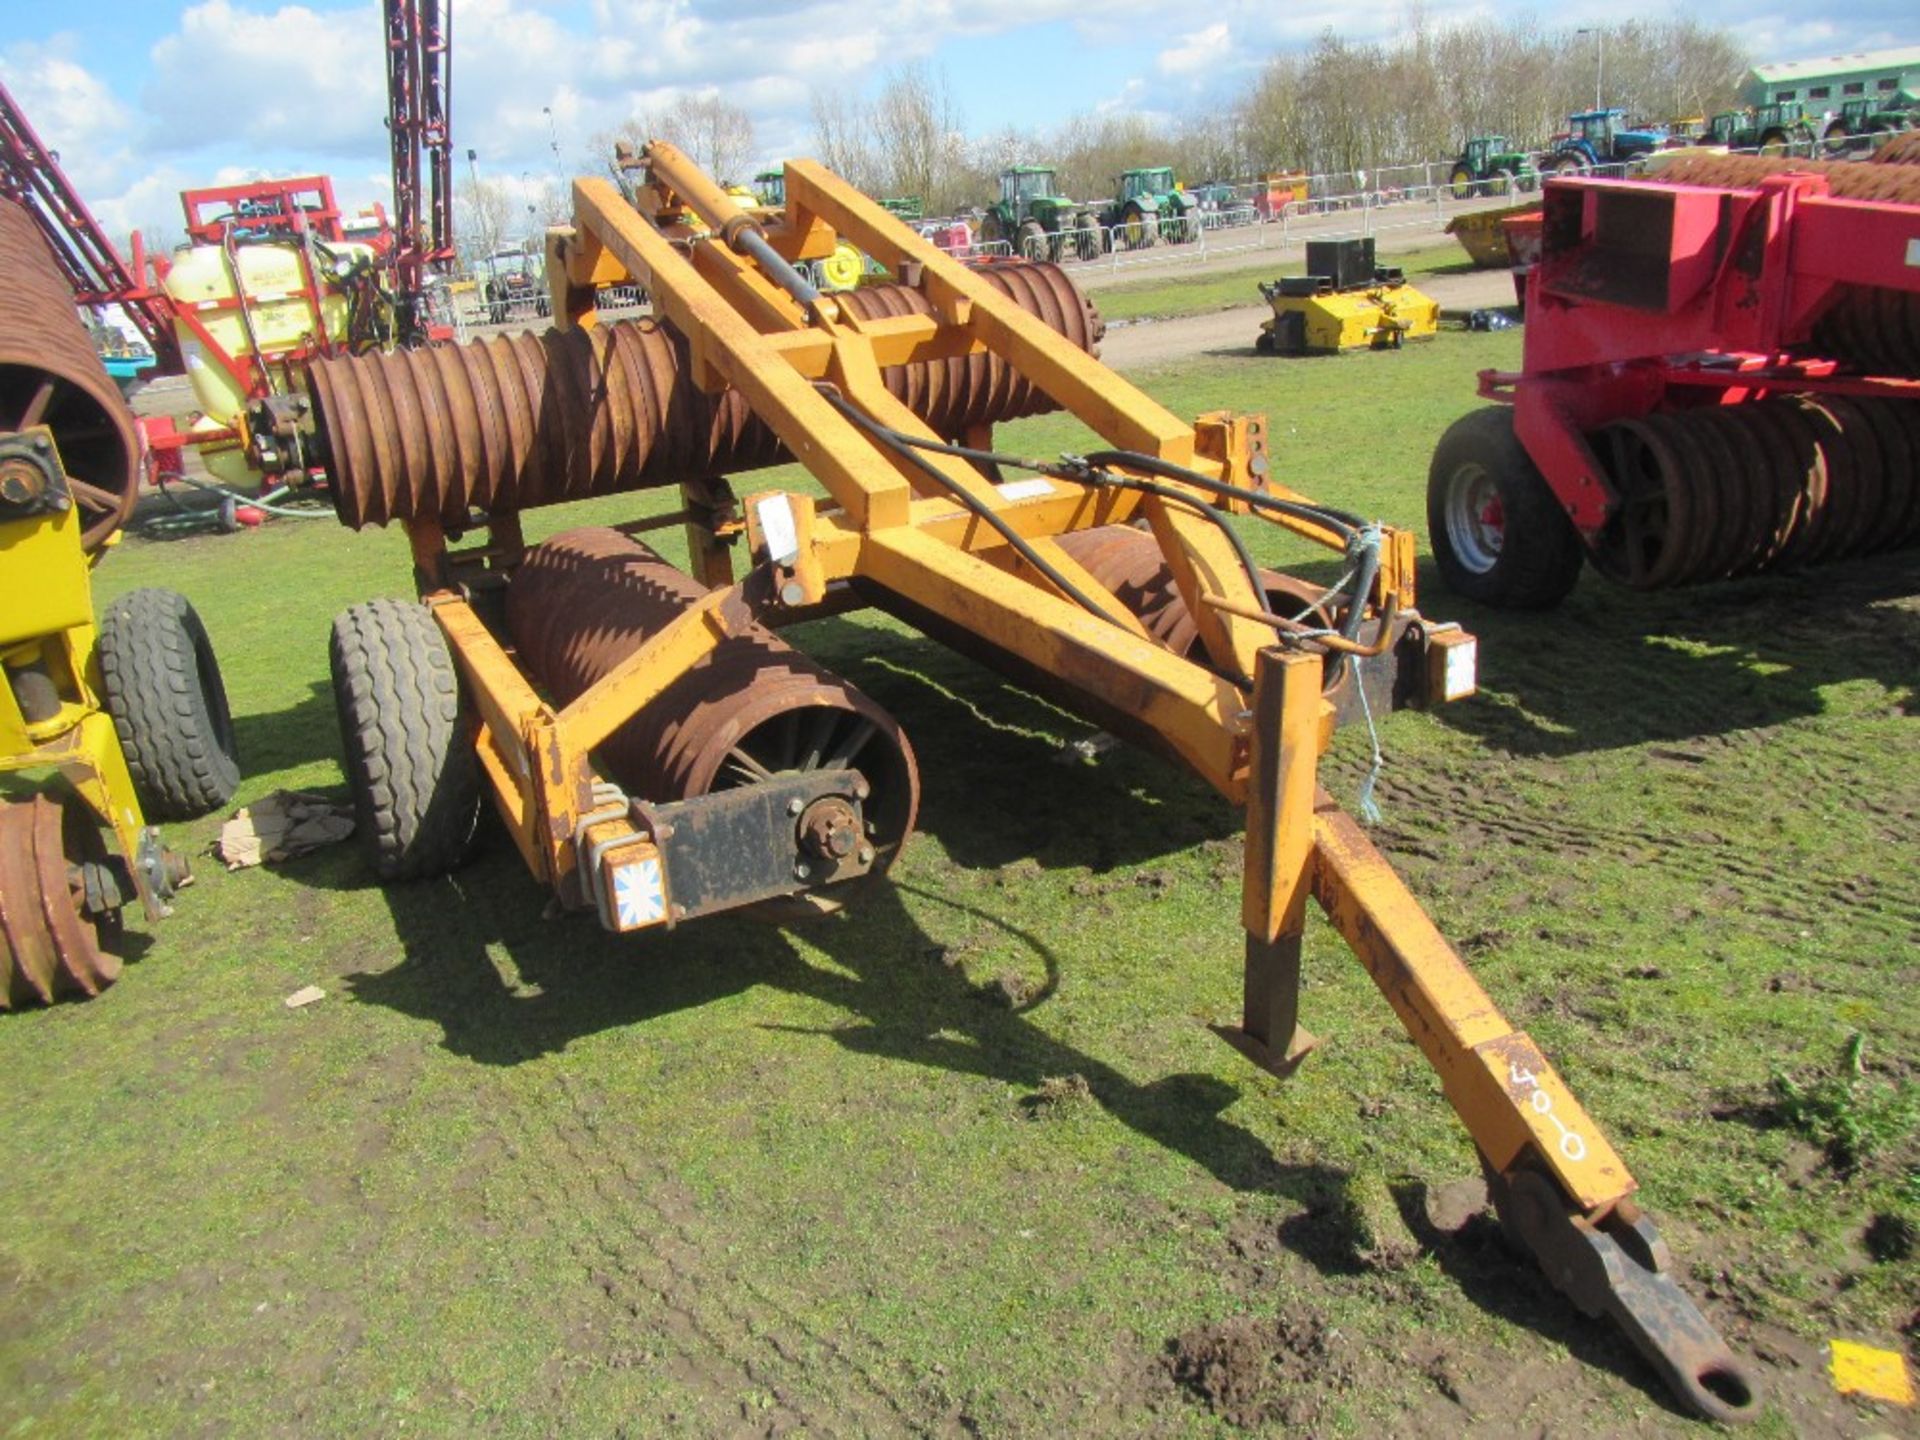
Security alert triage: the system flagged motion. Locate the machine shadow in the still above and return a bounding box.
[783,613,1242,875]
[339,845,1366,1270]
[226,678,339,780]
[1431,548,1920,757]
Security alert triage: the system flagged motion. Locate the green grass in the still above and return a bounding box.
[2,332,1915,1436]
[1090,243,1468,325]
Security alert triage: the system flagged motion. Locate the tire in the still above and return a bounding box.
[329,600,482,881]
[1450,165,1475,200]
[1427,408,1585,609]
[1016,219,1047,261]
[1122,204,1153,250]
[97,588,240,820]
[1492,166,1515,197]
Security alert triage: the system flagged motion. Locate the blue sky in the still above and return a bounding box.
[3,0,1913,243]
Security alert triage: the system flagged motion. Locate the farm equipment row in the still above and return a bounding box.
[231,142,1763,1425]
[1429,143,1920,608]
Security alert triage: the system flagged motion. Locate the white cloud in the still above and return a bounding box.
[1156,22,1231,76]
[0,37,137,196]
[143,1,386,157]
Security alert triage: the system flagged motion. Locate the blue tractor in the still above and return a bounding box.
[1541,109,1674,175]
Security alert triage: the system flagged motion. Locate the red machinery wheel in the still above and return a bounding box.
[1428,407,1585,608]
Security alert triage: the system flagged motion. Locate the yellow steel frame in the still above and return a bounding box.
[0,439,159,918]
[433,142,1635,1238]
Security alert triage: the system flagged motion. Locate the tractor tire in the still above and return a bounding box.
[1427,407,1585,609]
[1122,203,1154,250]
[1759,129,1789,157]
[96,588,241,820]
[329,600,482,881]
[1491,167,1514,197]
[1449,165,1475,200]
[1016,219,1048,261]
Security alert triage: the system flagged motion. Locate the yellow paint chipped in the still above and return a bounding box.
[1830,1340,1915,1406]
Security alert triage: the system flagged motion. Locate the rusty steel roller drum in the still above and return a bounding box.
[1052,525,1350,690]
[506,526,920,881]
[1586,398,1920,589]
[0,200,142,550]
[1646,152,1920,205]
[310,261,1104,530]
[835,260,1103,438]
[1870,131,1920,166]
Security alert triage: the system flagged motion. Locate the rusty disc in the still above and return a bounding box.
[1853,399,1913,552]
[1691,407,1780,577]
[1589,417,1695,589]
[1739,402,1821,569]
[0,796,122,1010]
[1774,400,1846,567]
[1654,410,1739,584]
[1876,399,1920,548]
[1810,396,1883,562]
[1730,402,1814,568]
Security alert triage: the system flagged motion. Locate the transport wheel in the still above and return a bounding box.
[97,587,241,820]
[329,600,482,881]
[1122,204,1153,249]
[0,795,124,1009]
[1428,407,1585,609]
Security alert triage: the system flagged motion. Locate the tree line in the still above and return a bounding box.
[553,17,1749,233]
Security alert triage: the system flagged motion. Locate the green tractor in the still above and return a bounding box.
[1822,93,1917,155]
[752,170,786,207]
[1098,167,1198,248]
[1704,102,1818,156]
[879,196,925,222]
[1447,136,1538,199]
[979,167,1101,262]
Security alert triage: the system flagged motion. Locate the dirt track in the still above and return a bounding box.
[1101,267,1522,370]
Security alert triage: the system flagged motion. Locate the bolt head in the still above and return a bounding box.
[787,796,805,816]
[857,846,874,865]
[793,862,811,881]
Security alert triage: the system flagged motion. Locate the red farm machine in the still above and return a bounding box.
[1429,145,1920,607]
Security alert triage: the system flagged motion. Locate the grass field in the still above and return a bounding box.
[3,330,1916,1437]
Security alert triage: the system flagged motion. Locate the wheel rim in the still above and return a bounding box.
[1443,461,1506,574]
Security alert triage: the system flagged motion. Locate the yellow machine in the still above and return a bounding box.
[1257,237,1440,354]
[247,144,1756,1423]
[0,199,239,1008]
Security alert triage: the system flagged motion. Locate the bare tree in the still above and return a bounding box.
[587,93,757,188]
[457,175,513,263]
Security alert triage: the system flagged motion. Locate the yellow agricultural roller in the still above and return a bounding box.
[0,199,237,1007]
[247,144,1758,1423]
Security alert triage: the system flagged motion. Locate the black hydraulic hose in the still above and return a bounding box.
[1079,448,1366,537]
[1079,473,1272,621]
[814,388,1136,632]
